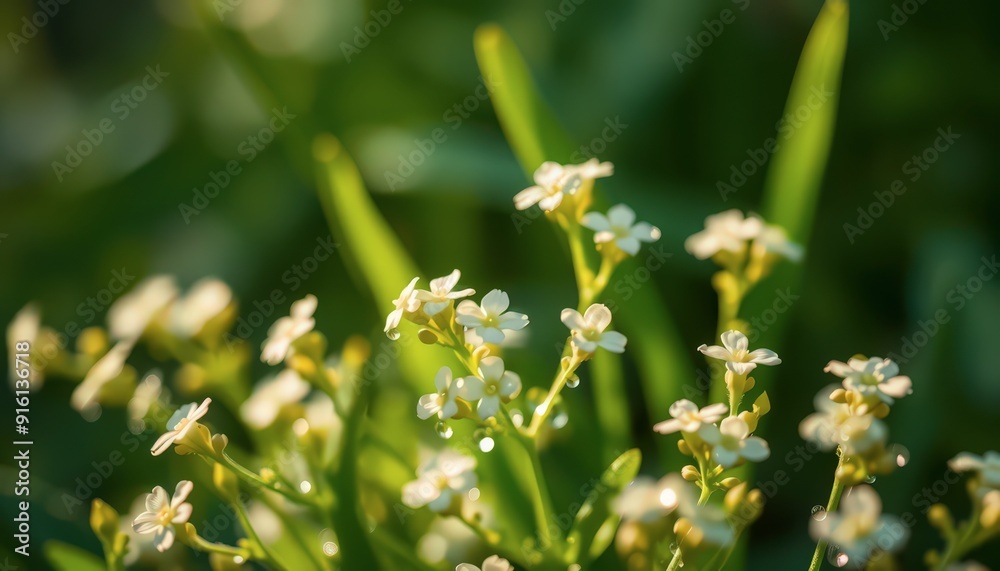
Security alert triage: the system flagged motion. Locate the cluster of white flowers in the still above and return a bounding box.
[809,485,907,565]
[402,448,478,512]
[685,209,802,263]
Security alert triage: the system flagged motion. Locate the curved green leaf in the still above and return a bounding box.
[44,541,105,571]
[565,448,642,565]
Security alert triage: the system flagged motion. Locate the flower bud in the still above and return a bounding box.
[260,468,277,484]
[829,388,847,403]
[927,504,954,537]
[681,465,701,481]
[77,327,109,356]
[719,477,741,490]
[677,439,692,456]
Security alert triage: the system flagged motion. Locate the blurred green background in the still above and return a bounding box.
[2,0,999,568]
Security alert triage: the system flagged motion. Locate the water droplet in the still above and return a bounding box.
[566,376,580,389]
[468,487,481,501]
[827,545,848,567]
[323,542,339,556]
[552,410,569,429]
[233,555,245,564]
[435,421,453,439]
[510,408,524,427]
[300,480,312,493]
[890,444,910,467]
[865,475,876,484]
[479,436,495,453]
[669,542,679,555]
[811,505,827,521]
[835,447,843,458]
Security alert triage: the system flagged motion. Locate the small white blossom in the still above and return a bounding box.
[614,473,688,523]
[456,290,529,345]
[414,270,476,317]
[151,398,212,456]
[684,209,763,260]
[71,339,135,416]
[168,278,233,337]
[132,480,194,552]
[385,277,421,340]
[754,224,803,262]
[7,304,42,390]
[561,303,626,354]
[261,294,317,365]
[418,366,462,420]
[241,370,311,429]
[581,204,661,256]
[698,330,780,375]
[513,159,614,212]
[457,357,521,420]
[698,416,770,468]
[456,555,514,571]
[108,275,179,341]
[653,399,729,435]
[402,449,477,512]
[809,485,907,565]
[799,386,886,455]
[949,451,1000,489]
[824,357,912,404]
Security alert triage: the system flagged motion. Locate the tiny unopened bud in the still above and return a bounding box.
[260,468,277,484]
[829,388,847,403]
[719,477,741,490]
[677,439,692,456]
[681,465,700,481]
[927,504,954,536]
[724,482,748,513]
[872,403,891,419]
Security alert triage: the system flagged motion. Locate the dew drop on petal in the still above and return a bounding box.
[811,505,827,521]
[435,421,453,439]
[890,444,910,467]
[552,411,569,429]
[827,545,848,567]
[323,542,339,556]
[865,475,876,484]
[479,437,495,453]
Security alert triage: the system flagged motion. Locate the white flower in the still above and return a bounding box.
[679,499,734,547]
[754,224,803,262]
[809,485,907,565]
[456,555,514,571]
[698,330,780,375]
[151,398,212,456]
[7,304,42,390]
[168,278,232,337]
[261,294,317,365]
[402,449,477,512]
[653,399,729,435]
[513,159,613,212]
[581,204,661,256]
[799,386,886,455]
[614,473,688,523]
[385,277,421,340]
[108,275,179,341]
[241,370,311,429]
[418,366,462,420]
[457,357,521,420]
[824,357,912,404]
[561,303,627,354]
[456,290,529,345]
[71,339,135,416]
[949,451,1000,489]
[414,270,475,317]
[698,416,770,468]
[132,480,194,552]
[684,209,763,260]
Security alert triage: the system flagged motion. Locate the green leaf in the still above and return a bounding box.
[44,541,105,571]
[566,448,642,565]
[312,134,439,389]
[474,23,693,464]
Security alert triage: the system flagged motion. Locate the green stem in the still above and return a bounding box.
[525,350,581,438]
[933,504,984,571]
[503,407,558,551]
[808,452,848,571]
[230,498,288,571]
[219,451,313,506]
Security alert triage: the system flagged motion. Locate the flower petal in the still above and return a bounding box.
[607,204,636,228]
[154,526,175,552]
[616,236,641,256]
[499,371,522,398]
[172,480,194,506]
[583,304,613,332]
[741,437,770,462]
[879,375,911,398]
[514,185,546,210]
[597,331,627,353]
[720,330,748,353]
[457,376,485,401]
[478,396,500,420]
[560,308,586,331]
[581,212,611,233]
[748,348,781,366]
[653,419,683,435]
[720,416,750,440]
[498,311,529,330]
[417,394,441,420]
[480,290,509,315]
[698,344,731,361]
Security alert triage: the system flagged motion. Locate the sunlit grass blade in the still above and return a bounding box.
[565,449,642,566]
[475,23,692,465]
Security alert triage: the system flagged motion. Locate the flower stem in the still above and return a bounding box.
[503,407,559,551]
[525,350,581,438]
[933,503,984,571]
[229,497,288,571]
[808,452,848,571]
